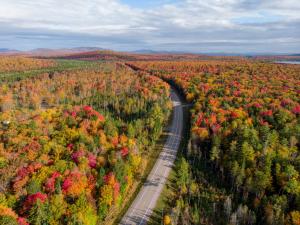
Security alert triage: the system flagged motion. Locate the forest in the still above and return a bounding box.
[0,55,300,225]
[131,61,300,225]
[0,56,171,224]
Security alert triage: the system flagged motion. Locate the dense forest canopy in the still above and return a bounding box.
[1,54,300,225]
[131,61,300,225]
[0,57,171,225]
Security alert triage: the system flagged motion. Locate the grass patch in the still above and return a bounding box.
[0,60,103,82]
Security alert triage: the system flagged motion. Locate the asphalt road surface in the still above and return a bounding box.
[120,88,183,225]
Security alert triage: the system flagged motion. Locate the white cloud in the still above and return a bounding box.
[0,0,299,52]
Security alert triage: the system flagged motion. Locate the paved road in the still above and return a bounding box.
[120,88,183,225]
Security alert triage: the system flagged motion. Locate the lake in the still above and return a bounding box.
[275,61,300,64]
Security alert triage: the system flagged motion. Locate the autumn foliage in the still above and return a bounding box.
[131,60,300,225]
[0,61,171,224]
[0,56,55,73]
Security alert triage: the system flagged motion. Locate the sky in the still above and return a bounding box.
[0,0,299,53]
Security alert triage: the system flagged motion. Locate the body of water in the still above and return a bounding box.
[275,61,300,64]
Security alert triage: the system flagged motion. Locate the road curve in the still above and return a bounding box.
[120,88,183,225]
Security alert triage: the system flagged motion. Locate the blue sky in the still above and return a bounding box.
[0,0,299,53]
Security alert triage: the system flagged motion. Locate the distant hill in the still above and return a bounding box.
[1,47,299,61]
[55,50,246,61]
[132,49,160,54]
[0,48,20,54]
[71,47,105,51]
[0,47,105,57]
[132,49,189,54]
[27,47,105,57]
[0,48,12,52]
